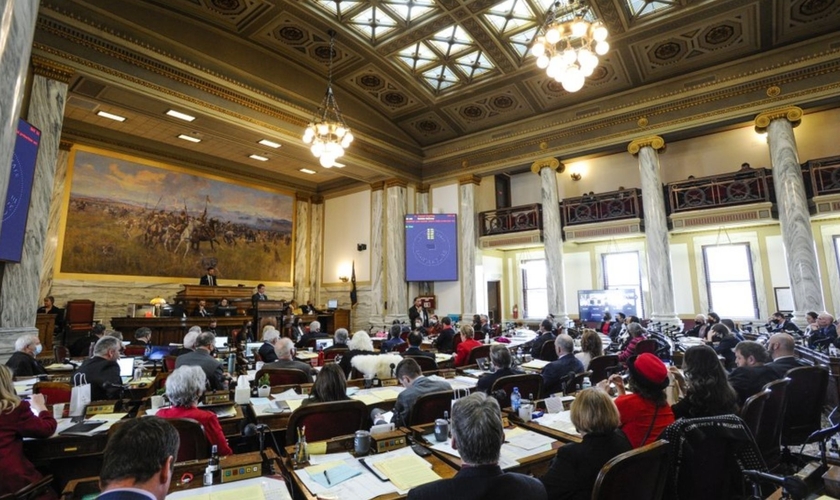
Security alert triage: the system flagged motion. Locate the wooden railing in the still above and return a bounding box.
[479,204,543,236]
[561,188,642,226]
[667,167,774,213]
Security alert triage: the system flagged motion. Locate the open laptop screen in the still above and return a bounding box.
[315,338,334,350]
[147,346,172,361]
[214,336,229,349]
[327,299,338,310]
[118,357,135,378]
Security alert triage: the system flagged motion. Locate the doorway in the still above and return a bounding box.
[487,280,501,324]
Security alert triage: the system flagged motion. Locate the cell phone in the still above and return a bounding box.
[412,444,432,457]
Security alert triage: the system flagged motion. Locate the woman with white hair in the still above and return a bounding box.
[338,331,376,377]
[156,365,232,455]
[5,334,47,377]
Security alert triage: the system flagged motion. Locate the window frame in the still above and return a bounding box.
[521,258,548,320]
[701,242,759,319]
[601,250,645,318]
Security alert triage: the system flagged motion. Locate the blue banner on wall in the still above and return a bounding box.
[0,119,41,262]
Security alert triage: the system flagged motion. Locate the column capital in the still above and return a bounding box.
[628,136,665,155]
[31,56,73,83]
[295,193,311,203]
[311,195,324,205]
[59,140,74,151]
[458,174,481,186]
[370,181,384,192]
[415,183,430,194]
[385,178,407,189]
[530,157,564,175]
[754,106,803,133]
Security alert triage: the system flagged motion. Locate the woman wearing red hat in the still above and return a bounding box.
[599,353,675,448]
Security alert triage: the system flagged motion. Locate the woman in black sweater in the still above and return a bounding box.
[669,344,739,419]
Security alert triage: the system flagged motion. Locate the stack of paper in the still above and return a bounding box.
[373,454,441,490]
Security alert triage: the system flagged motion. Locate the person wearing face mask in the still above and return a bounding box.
[409,297,429,329]
[5,335,48,377]
[427,314,442,336]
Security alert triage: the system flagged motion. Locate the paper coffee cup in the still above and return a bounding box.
[53,403,65,419]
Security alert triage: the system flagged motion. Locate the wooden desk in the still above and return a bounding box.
[174,284,255,312]
[294,310,351,335]
[110,316,249,345]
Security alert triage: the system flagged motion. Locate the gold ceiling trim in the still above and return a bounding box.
[31,55,74,83]
[370,181,385,192]
[754,106,803,133]
[385,178,408,189]
[458,174,481,186]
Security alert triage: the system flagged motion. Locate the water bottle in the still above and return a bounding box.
[511,387,521,412]
[516,347,523,363]
[582,376,592,390]
[227,353,235,374]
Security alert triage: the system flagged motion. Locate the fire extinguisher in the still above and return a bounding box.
[512,305,519,319]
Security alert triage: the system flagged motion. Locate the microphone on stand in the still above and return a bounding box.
[243,423,280,474]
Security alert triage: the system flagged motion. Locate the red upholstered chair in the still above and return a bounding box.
[53,345,70,362]
[33,381,72,405]
[591,440,670,500]
[466,344,492,366]
[255,368,311,386]
[285,400,367,445]
[491,373,543,408]
[123,345,147,357]
[451,333,462,353]
[64,300,95,338]
[163,355,178,372]
[408,390,454,426]
[394,342,409,354]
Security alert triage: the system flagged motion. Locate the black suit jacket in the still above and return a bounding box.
[476,367,523,394]
[252,293,268,302]
[403,346,435,359]
[766,356,807,378]
[728,365,778,404]
[258,342,279,363]
[408,464,546,500]
[409,306,429,328]
[5,351,47,377]
[74,356,122,401]
[199,274,216,286]
[97,489,156,500]
[434,327,456,353]
[175,349,225,390]
[530,332,556,359]
[540,430,632,500]
[296,332,329,349]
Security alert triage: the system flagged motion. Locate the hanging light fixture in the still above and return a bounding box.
[530,0,609,93]
[302,30,354,168]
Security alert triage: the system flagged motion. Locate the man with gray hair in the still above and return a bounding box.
[74,336,123,401]
[263,337,316,381]
[175,331,226,390]
[172,327,201,357]
[407,392,546,500]
[296,320,328,349]
[259,327,281,363]
[325,328,349,352]
[373,357,451,427]
[131,327,152,346]
[541,334,584,396]
[5,334,47,377]
[476,344,523,394]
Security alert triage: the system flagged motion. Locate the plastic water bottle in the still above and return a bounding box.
[511,387,521,412]
[516,347,523,363]
[582,376,592,390]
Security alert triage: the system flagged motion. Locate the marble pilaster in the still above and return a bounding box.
[628,136,680,326]
[756,107,824,322]
[459,175,480,318]
[369,183,385,324]
[39,141,72,299]
[384,179,407,324]
[0,0,39,238]
[532,159,568,324]
[415,184,432,296]
[293,195,310,303]
[309,197,324,305]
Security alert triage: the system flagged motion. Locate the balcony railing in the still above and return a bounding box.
[479,204,543,236]
[804,155,840,197]
[561,188,643,226]
[667,167,774,213]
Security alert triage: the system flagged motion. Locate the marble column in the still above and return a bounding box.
[39,140,73,299]
[0,1,39,237]
[293,195,310,303]
[755,107,824,322]
[309,196,324,306]
[369,182,385,325]
[415,184,432,297]
[0,57,70,360]
[384,179,407,324]
[532,158,568,325]
[628,136,680,326]
[459,175,480,319]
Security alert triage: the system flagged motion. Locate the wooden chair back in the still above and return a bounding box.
[490,373,543,408]
[285,400,367,446]
[33,381,72,405]
[782,366,829,447]
[255,368,311,386]
[592,440,669,500]
[408,390,454,426]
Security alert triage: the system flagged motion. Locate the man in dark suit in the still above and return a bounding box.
[296,320,328,349]
[74,336,123,401]
[258,328,280,363]
[530,319,556,359]
[728,340,777,404]
[324,328,349,352]
[768,311,802,334]
[5,334,47,377]
[97,416,179,500]
[476,345,523,394]
[766,332,806,378]
[175,332,226,391]
[251,283,268,303]
[69,323,107,357]
[403,331,435,359]
[407,392,547,500]
[191,299,211,318]
[433,316,456,353]
[808,313,838,349]
[375,358,451,427]
[262,338,316,381]
[541,334,584,396]
[199,266,217,286]
[409,297,429,329]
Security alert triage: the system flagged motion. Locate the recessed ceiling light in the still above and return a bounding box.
[249,154,269,161]
[177,134,201,143]
[166,109,196,122]
[96,111,126,122]
[258,139,281,148]
[300,169,316,175]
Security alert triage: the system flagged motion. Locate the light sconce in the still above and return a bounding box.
[338,276,349,283]
[570,172,582,181]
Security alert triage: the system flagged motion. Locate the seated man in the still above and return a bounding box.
[381,325,406,353]
[5,334,47,377]
[325,328,349,352]
[403,331,435,359]
[36,295,64,333]
[530,319,556,360]
[69,323,106,357]
[476,345,523,394]
[191,300,212,318]
[131,327,152,346]
[408,392,547,500]
[768,311,802,334]
[171,328,200,357]
[728,340,777,404]
[259,327,281,363]
[97,417,179,500]
[433,316,456,354]
[541,334,584,396]
[263,338,316,381]
[374,358,451,427]
[296,320,328,349]
[809,312,838,349]
[74,336,123,401]
[175,332,226,391]
[766,332,806,377]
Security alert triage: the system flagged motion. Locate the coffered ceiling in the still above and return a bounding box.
[32,0,840,194]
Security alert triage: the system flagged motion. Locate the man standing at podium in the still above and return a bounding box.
[199,266,217,286]
[252,283,268,303]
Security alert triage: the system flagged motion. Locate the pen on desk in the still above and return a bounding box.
[324,469,331,485]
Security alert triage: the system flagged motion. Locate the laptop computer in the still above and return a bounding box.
[315,338,334,351]
[327,299,338,311]
[118,357,136,383]
[245,342,262,358]
[146,345,172,361]
[214,336,229,349]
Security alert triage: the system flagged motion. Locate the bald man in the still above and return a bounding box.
[766,333,806,378]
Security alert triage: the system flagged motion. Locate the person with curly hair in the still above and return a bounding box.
[669,344,739,419]
[575,329,603,370]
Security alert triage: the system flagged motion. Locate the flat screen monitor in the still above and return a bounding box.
[160,305,186,318]
[315,338,334,350]
[405,214,458,282]
[577,289,639,323]
[118,357,135,378]
[245,342,262,357]
[146,346,172,361]
[0,119,41,262]
[214,306,236,317]
[214,336,229,349]
[327,299,338,310]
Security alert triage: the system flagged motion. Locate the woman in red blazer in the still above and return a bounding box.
[0,365,57,497]
[455,325,483,367]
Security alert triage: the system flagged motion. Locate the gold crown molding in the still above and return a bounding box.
[59,140,74,151]
[31,55,73,83]
[754,106,803,133]
[296,193,312,203]
[370,181,385,192]
[530,157,562,174]
[385,178,408,189]
[628,136,665,155]
[458,174,481,186]
[416,183,430,194]
[311,195,325,205]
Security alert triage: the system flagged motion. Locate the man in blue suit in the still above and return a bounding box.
[97,417,179,500]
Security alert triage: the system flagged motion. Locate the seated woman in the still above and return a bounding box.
[476,345,523,394]
[338,331,376,377]
[599,353,675,448]
[669,344,738,419]
[617,323,646,363]
[157,365,233,455]
[575,329,603,370]
[0,365,57,498]
[454,325,482,367]
[540,388,632,500]
[301,363,350,407]
[709,323,738,370]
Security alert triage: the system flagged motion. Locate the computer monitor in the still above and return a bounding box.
[214,336,229,349]
[146,345,172,361]
[315,338,334,350]
[118,357,135,378]
[327,299,338,310]
[214,306,236,317]
[245,342,262,357]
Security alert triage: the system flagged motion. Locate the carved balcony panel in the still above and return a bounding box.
[561,188,643,227]
[667,167,775,214]
[479,204,543,237]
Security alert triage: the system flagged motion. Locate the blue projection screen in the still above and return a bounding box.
[0,119,41,262]
[405,214,458,282]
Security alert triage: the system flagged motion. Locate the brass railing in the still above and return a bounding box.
[479,204,543,236]
[561,188,642,226]
[667,167,773,213]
